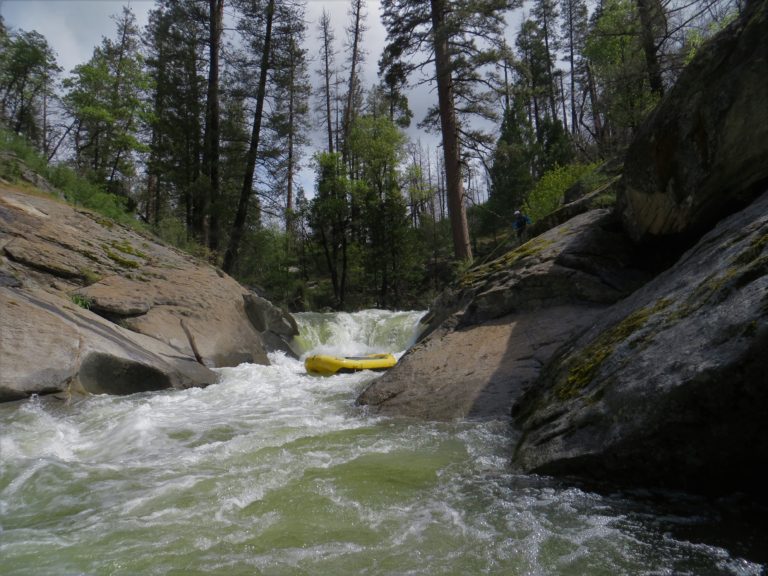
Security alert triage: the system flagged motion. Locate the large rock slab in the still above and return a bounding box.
[358,210,652,420]
[0,186,297,401]
[617,0,768,243]
[512,189,768,494]
[358,306,601,420]
[0,287,215,402]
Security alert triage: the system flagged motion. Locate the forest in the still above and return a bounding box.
[0,0,742,311]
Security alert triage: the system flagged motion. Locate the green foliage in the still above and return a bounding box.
[0,28,61,146]
[380,0,512,134]
[70,293,93,310]
[584,0,659,146]
[152,216,210,260]
[62,7,150,190]
[485,103,535,233]
[0,128,49,175]
[682,12,738,65]
[299,116,441,310]
[524,162,599,221]
[537,116,574,174]
[308,152,352,307]
[0,126,136,225]
[239,226,306,309]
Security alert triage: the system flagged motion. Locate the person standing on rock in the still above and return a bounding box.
[513,210,531,242]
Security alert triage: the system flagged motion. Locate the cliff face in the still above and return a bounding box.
[618,0,768,243]
[358,1,768,495]
[0,186,297,402]
[511,0,768,495]
[513,191,768,493]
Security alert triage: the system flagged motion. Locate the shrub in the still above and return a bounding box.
[525,163,599,222]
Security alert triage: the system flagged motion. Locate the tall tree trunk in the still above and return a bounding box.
[223,0,275,274]
[334,71,342,155]
[339,231,348,309]
[319,227,340,304]
[559,73,568,132]
[636,0,665,97]
[566,5,579,134]
[188,48,203,239]
[285,38,296,237]
[541,15,559,121]
[585,62,604,151]
[107,9,131,188]
[341,0,364,167]
[430,0,472,262]
[319,10,335,154]
[204,0,224,252]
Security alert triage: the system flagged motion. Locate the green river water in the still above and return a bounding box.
[0,310,765,575]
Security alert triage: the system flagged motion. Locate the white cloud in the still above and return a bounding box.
[1,1,152,74]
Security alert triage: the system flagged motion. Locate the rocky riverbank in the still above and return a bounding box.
[358,0,768,496]
[0,186,298,402]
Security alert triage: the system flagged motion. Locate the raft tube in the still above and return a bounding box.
[304,353,397,376]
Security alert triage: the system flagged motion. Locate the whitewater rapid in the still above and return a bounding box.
[0,310,763,575]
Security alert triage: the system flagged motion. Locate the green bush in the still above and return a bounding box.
[524,163,599,222]
[70,293,93,310]
[1,126,136,226]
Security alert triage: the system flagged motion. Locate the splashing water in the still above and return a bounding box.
[293,309,426,357]
[0,310,764,575]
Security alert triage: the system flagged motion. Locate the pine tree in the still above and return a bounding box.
[203,0,225,251]
[265,0,311,238]
[584,0,658,151]
[348,115,408,307]
[64,7,149,195]
[379,0,516,261]
[144,0,207,232]
[488,101,534,228]
[309,152,351,308]
[223,0,276,273]
[341,0,367,169]
[0,28,61,149]
[532,0,561,121]
[635,0,667,97]
[560,0,588,136]
[515,19,551,141]
[315,9,337,154]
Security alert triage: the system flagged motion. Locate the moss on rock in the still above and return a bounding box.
[557,298,673,400]
[460,237,554,289]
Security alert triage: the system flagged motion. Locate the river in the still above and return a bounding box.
[0,310,765,575]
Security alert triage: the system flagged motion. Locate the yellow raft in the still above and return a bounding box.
[304,353,397,376]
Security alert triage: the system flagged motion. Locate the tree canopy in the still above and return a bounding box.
[0,0,744,309]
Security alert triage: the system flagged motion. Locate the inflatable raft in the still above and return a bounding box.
[304,353,397,376]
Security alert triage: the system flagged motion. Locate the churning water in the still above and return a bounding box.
[0,310,764,575]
